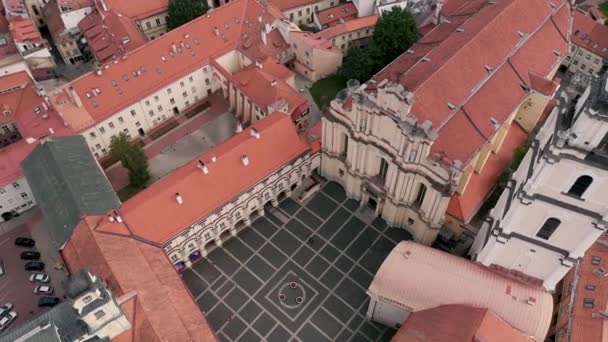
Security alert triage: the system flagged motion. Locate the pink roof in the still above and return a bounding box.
[316,15,378,40]
[393,305,535,342]
[96,113,312,244]
[62,216,217,342]
[316,3,357,26]
[373,0,569,165]
[8,16,43,44]
[571,10,608,59]
[55,0,289,131]
[79,10,147,64]
[369,241,553,341]
[97,0,168,20]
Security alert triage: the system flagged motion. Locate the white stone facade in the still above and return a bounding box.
[563,44,604,76]
[164,150,321,269]
[0,176,36,222]
[470,76,608,291]
[321,82,458,244]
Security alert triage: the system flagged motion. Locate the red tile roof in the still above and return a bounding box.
[8,16,43,45]
[571,10,608,59]
[446,122,528,221]
[373,0,569,165]
[316,15,378,40]
[270,0,318,11]
[558,236,608,342]
[79,9,147,64]
[240,28,290,62]
[0,72,73,184]
[316,3,357,27]
[98,0,168,20]
[231,58,307,114]
[61,215,218,342]
[98,113,312,244]
[54,0,288,131]
[393,305,535,342]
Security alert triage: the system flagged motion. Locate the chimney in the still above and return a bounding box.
[175,192,184,204]
[197,160,209,174]
[68,86,83,107]
[213,27,220,36]
[258,15,262,23]
[99,0,108,12]
[433,0,445,25]
[255,60,263,69]
[116,215,123,223]
[236,122,243,133]
[250,127,260,139]
[270,80,277,86]
[48,127,54,134]
[211,156,217,162]
[172,43,177,52]
[261,30,267,46]
[95,68,102,76]
[108,215,115,222]
[241,155,249,166]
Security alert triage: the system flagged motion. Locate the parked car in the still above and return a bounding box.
[0,311,17,331]
[37,296,59,308]
[34,285,54,295]
[20,251,40,261]
[24,261,44,271]
[14,237,34,247]
[29,273,50,284]
[0,259,4,277]
[0,304,13,318]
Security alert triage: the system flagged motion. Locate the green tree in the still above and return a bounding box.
[372,7,419,66]
[110,133,150,189]
[167,0,210,30]
[298,24,319,33]
[340,46,378,83]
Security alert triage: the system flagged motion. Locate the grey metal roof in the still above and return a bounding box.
[21,136,120,249]
[0,303,80,342]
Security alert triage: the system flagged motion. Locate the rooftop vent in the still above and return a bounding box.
[517,31,525,38]
[236,122,243,133]
[421,57,431,62]
[197,160,209,174]
[456,28,464,32]
[211,156,217,163]
[175,192,184,204]
[184,33,190,39]
[553,49,561,57]
[241,155,250,166]
[484,64,493,72]
[447,102,456,110]
[328,14,334,19]
[525,297,536,306]
[406,49,415,54]
[250,127,260,139]
[194,39,200,45]
[270,80,277,86]
[95,68,102,76]
[490,117,500,129]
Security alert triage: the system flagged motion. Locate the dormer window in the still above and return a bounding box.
[82,295,92,304]
[567,175,593,198]
[94,310,106,319]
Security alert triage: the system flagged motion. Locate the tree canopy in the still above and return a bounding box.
[110,133,150,190]
[340,7,419,83]
[167,0,210,30]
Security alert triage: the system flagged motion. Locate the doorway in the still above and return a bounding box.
[173,107,179,115]
[138,128,145,136]
[367,197,378,211]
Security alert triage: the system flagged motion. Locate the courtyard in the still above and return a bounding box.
[181,181,413,342]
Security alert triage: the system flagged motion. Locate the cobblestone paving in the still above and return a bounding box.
[182,182,413,341]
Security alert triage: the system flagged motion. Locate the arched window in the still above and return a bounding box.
[536,218,561,240]
[414,183,427,208]
[567,175,593,197]
[379,158,389,181]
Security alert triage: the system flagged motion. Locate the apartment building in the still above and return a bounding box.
[0,72,72,222]
[562,10,608,76]
[290,30,342,81]
[95,0,169,40]
[7,15,55,77]
[43,0,94,64]
[24,0,49,27]
[321,0,568,245]
[273,0,337,26]
[51,0,318,158]
[470,72,608,291]
[316,15,377,53]
[314,2,357,29]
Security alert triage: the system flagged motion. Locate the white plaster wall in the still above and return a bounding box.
[0,176,36,221]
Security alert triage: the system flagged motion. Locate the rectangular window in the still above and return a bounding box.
[118,116,124,123]
[379,158,388,181]
[89,132,96,138]
[145,100,150,106]
[586,284,596,291]
[99,127,106,133]
[95,143,101,149]
[12,182,19,189]
[148,110,154,116]
[583,298,594,308]
[130,109,136,116]
[146,22,151,29]
[183,91,188,98]
[157,105,163,111]
[156,18,161,25]
[135,121,141,127]
[108,122,115,128]
[180,81,185,87]
[0,189,5,194]
[167,88,172,94]
[101,148,107,154]
[170,98,176,104]
[592,256,601,265]
[189,76,194,82]
[20,192,28,199]
[205,78,210,86]
[191,86,197,93]
[154,96,159,101]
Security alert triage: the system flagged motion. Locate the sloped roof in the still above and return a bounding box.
[61,216,217,341]
[393,305,535,342]
[53,0,288,131]
[571,10,608,59]
[96,112,311,244]
[368,241,553,341]
[316,15,378,40]
[99,0,168,20]
[373,0,569,165]
[8,16,43,44]
[21,135,120,248]
[316,2,357,27]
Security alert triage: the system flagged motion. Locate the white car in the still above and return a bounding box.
[0,304,13,318]
[29,273,50,284]
[34,285,54,295]
[0,311,17,331]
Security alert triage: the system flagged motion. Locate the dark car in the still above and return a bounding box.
[24,261,44,271]
[37,296,60,308]
[20,251,40,260]
[14,237,35,248]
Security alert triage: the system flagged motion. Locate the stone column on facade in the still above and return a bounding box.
[244,216,252,226]
[257,206,265,217]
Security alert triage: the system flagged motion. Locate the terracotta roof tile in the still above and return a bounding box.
[8,17,43,44]
[61,217,217,341]
[393,305,535,342]
[100,0,168,20]
[102,113,311,244]
[316,3,357,26]
[571,10,608,59]
[373,0,568,164]
[316,15,378,40]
